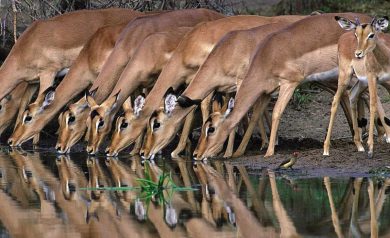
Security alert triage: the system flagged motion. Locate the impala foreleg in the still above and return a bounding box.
[265,83,298,157]
[130,131,144,156]
[233,98,262,157]
[324,69,354,156]
[171,109,195,158]
[233,95,270,157]
[367,75,378,159]
[223,130,235,158]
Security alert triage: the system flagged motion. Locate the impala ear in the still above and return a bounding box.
[85,93,97,108]
[164,94,177,115]
[335,16,357,31]
[373,16,389,32]
[104,91,120,111]
[41,87,56,109]
[224,98,234,117]
[133,94,145,117]
[122,96,132,112]
[212,92,224,114]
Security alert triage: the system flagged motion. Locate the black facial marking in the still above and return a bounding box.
[90,110,99,119]
[177,95,201,108]
[212,91,224,107]
[385,117,390,126]
[376,118,383,127]
[358,118,368,128]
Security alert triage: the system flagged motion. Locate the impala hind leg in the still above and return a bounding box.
[375,96,390,143]
[233,95,270,158]
[171,109,195,158]
[324,69,354,156]
[265,83,299,157]
[258,115,269,150]
[348,80,367,152]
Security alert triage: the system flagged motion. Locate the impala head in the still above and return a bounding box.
[86,157,103,200]
[141,92,178,160]
[9,87,55,147]
[56,98,89,154]
[335,16,389,59]
[56,155,77,200]
[194,96,234,160]
[106,95,145,157]
[86,92,120,155]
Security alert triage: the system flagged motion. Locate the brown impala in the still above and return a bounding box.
[324,16,390,158]
[82,9,224,155]
[193,13,372,160]
[104,15,308,158]
[6,11,146,147]
[0,8,142,104]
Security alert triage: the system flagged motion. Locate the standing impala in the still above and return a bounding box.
[193,13,372,160]
[105,15,308,158]
[7,22,134,147]
[324,16,390,158]
[56,27,193,155]
[0,8,142,102]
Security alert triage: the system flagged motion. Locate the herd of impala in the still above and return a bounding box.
[1,7,390,160]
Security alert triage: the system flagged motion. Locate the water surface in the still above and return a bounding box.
[0,146,388,237]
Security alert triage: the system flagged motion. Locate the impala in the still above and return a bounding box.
[193,13,372,160]
[0,8,142,103]
[7,18,145,147]
[104,15,308,158]
[324,16,390,158]
[141,18,315,160]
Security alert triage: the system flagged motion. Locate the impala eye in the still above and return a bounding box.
[24,115,32,123]
[120,121,128,129]
[0,105,2,111]
[98,119,104,128]
[207,126,215,135]
[368,33,375,39]
[68,115,75,124]
[153,120,160,130]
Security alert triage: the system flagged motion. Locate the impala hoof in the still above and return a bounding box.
[367,151,373,159]
[323,151,329,156]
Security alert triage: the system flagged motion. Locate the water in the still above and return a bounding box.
[0,146,389,237]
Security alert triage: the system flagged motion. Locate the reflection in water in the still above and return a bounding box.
[0,148,388,237]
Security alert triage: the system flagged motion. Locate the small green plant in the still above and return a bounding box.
[292,87,312,110]
[80,161,196,217]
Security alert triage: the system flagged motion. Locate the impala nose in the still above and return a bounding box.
[87,147,95,155]
[355,50,363,58]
